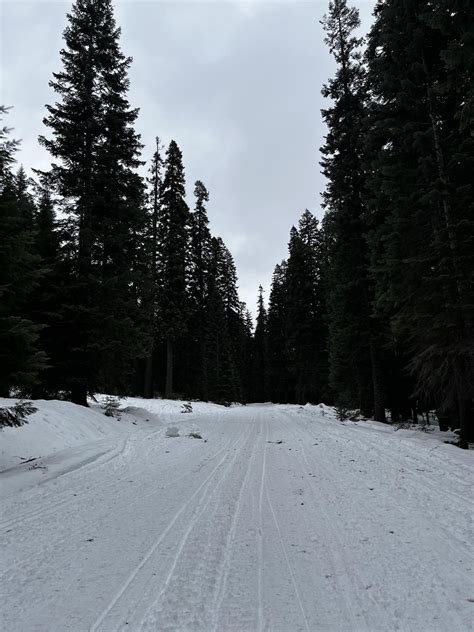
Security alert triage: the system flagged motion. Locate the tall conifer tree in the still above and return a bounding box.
[267,261,291,402]
[187,180,213,397]
[285,211,327,404]
[143,137,164,398]
[251,285,268,402]
[156,140,190,398]
[320,0,379,417]
[39,0,148,404]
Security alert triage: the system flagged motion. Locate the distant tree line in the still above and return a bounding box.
[252,0,473,447]
[0,0,252,406]
[1,0,472,445]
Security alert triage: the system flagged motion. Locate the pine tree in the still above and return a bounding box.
[320,0,380,417]
[156,140,190,398]
[39,0,148,405]
[0,108,46,394]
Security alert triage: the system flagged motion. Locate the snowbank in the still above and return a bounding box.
[0,396,227,478]
[0,399,125,472]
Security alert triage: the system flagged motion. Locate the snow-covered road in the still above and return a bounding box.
[1,403,473,631]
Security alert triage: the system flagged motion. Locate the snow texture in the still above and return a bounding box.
[1,398,473,631]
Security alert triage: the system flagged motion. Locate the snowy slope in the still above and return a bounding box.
[1,400,473,631]
[0,397,224,496]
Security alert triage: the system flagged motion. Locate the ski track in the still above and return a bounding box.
[89,426,248,632]
[1,404,472,632]
[210,417,263,632]
[134,424,254,631]
[256,419,268,632]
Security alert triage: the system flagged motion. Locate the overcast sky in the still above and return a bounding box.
[1,0,375,314]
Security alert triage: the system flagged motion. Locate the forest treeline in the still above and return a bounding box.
[1,0,473,445]
[0,0,253,407]
[257,0,473,446]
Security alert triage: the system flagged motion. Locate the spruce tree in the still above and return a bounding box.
[213,237,249,401]
[320,0,379,417]
[187,180,213,398]
[39,0,148,405]
[143,137,164,398]
[267,261,292,402]
[202,237,241,403]
[156,140,190,398]
[285,212,327,404]
[251,285,268,402]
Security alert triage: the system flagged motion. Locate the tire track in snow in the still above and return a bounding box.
[89,424,248,632]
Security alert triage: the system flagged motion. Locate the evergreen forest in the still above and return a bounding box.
[1,0,473,446]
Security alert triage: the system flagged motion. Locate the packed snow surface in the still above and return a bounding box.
[1,398,473,631]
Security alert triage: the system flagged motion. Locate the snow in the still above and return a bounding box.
[1,399,473,631]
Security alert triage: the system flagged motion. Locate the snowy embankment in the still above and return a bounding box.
[1,398,473,631]
[0,397,223,495]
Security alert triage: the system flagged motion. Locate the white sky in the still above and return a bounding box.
[1,0,375,314]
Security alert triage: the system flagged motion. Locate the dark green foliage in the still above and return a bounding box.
[202,237,242,403]
[0,401,38,428]
[264,211,329,405]
[156,140,190,398]
[267,261,292,402]
[142,137,165,398]
[320,0,379,417]
[285,212,328,404]
[38,0,149,404]
[364,0,474,441]
[0,109,47,396]
[186,180,213,398]
[250,285,268,402]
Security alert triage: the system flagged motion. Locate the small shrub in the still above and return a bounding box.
[335,405,352,421]
[102,396,121,419]
[181,402,193,414]
[0,401,38,428]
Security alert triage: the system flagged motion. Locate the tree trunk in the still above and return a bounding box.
[71,384,88,407]
[165,340,173,399]
[144,354,153,399]
[370,339,386,422]
[458,396,468,449]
